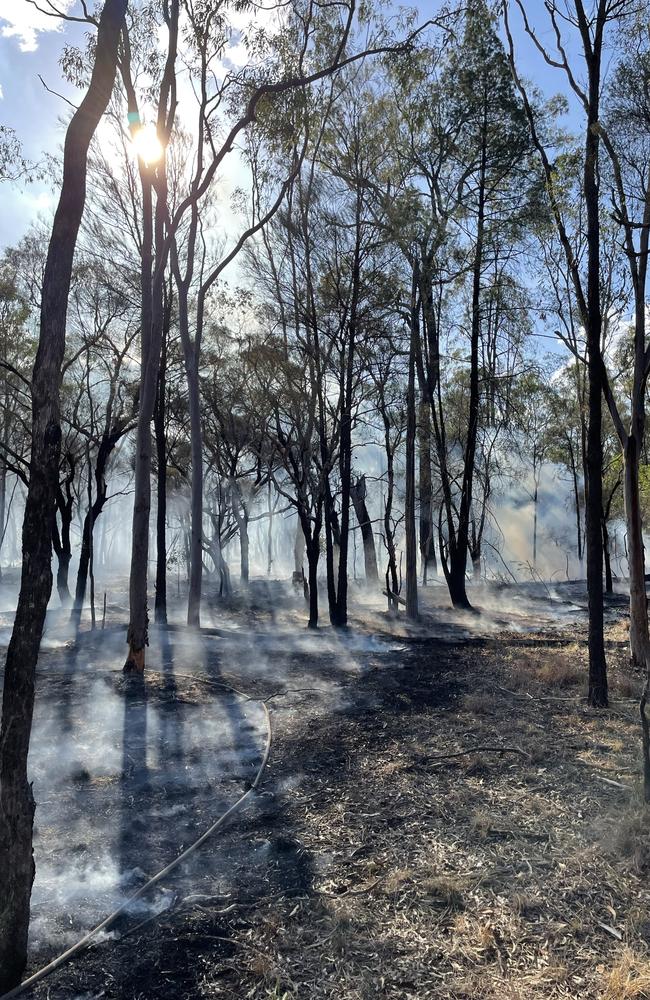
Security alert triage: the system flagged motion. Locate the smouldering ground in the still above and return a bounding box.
[3,579,650,999]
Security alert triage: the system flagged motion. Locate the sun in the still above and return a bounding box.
[132,124,164,166]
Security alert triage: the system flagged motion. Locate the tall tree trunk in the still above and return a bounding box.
[625,436,650,669]
[0,2,126,989]
[418,400,436,584]
[533,483,538,567]
[293,517,305,583]
[55,543,72,606]
[0,460,6,579]
[183,338,202,626]
[350,475,378,586]
[71,433,117,629]
[602,515,612,595]
[305,535,320,628]
[582,16,608,708]
[125,0,178,669]
[267,480,274,575]
[231,486,250,586]
[324,481,337,621]
[405,284,419,620]
[154,295,169,625]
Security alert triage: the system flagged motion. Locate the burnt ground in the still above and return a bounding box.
[7,582,650,1000]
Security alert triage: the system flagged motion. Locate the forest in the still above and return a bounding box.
[1,0,650,997]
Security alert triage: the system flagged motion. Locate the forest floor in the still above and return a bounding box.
[4,579,650,1000]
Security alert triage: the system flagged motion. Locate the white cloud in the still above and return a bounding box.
[0,0,74,53]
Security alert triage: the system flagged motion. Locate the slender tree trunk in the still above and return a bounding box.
[350,476,378,586]
[267,479,274,575]
[306,537,320,628]
[293,518,304,582]
[324,482,337,621]
[583,25,608,708]
[571,455,583,566]
[232,487,250,585]
[533,483,538,567]
[0,460,6,578]
[185,347,203,625]
[0,2,126,988]
[449,139,486,614]
[381,414,399,613]
[625,437,650,668]
[125,2,177,669]
[154,298,169,624]
[602,516,612,595]
[418,400,436,584]
[405,282,419,620]
[71,434,116,629]
[55,545,72,606]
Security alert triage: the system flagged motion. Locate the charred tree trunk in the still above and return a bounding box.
[350,475,378,586]
[449,134,486,614]
[405,277,419,620]
[181,316,202,626]
[231,485,249,586]
[71,432,119,629]
[53,454,76,606]
[324,481,338,622]
[625,437,650,670]
[602,516,613,595]
[533,483,539,567]
[125,0,178,670]
[267,480,274,575]
[583,25,608,708]
[418,400,436,584]
[0,2,125,989]
[306,543,319,628]
[154,292,170,625]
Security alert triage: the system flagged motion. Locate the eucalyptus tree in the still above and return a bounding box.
[597,16,650,788]
[505,0,650,724]
[391,0,537,609]
[0,268,34,575]
[68,310,139,628]
[0,0,127,987]
[504,0,616,707]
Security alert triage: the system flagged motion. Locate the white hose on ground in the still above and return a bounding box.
[0,672,273,1000]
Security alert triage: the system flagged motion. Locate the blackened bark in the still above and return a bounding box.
[324,482,338,622]
[405,274,419,620]
[350,475,379,586]
[602,517,612,595]
[53,454,76,606]
[581,8,608,708]
[71,431,120,629]
[0,1,126,989]
[125,0,178,669]
[448,129,486,612]
[154,290,170,624]
[418,400,436,584]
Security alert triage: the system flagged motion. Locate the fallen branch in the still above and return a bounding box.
[383,589,406,607]
[422,745,531,765]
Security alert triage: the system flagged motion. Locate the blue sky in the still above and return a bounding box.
[0,1,86,246]
[0,0,584,252]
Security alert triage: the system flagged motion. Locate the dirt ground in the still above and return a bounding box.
[12,582,650,1000]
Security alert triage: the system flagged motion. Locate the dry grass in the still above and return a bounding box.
[462,690,500,714]
[601,949,650,999]
[536,656,583,688]
[41,603,650,1000]
[607,808,650,873]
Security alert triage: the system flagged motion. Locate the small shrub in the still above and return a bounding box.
[462,690,499,715]
[537,657,582,689]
